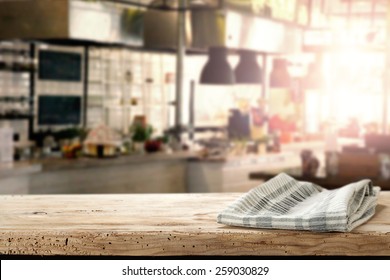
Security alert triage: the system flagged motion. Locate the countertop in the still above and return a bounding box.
[0,193,389,256]
[0,139,359,175]
[250,168,390,190]
[26,151,195,172]
[1,150,299,175]
[0,162,41,179]
[188,152,294,166]
[0,139,341,175]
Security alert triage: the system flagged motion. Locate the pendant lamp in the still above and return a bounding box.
[200,47,235,85]
[303,61,323,89]
[270,58,291,88]
[234,50,262,84]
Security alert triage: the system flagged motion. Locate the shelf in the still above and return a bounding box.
[0,63,35,73]
[0,115,33,120]
[0,48,29,56]
[0,96,32,102]
[194,126,227,133]
[86,104,104,108]
[0,68,32,73]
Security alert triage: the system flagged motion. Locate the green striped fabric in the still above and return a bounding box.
[217,173,380,232]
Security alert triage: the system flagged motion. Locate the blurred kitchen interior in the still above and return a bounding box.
[1,0,390,194]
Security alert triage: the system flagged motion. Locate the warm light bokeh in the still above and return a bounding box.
[306,47,385,135]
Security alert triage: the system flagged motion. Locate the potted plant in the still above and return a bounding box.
[130,123,153,153]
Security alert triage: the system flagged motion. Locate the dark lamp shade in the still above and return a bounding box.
[234,50,262,84]
[200,47,235,85]
[270,58,291,88]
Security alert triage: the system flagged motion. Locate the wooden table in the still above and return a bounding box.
[249,168,390,190]
[1,193,390,256]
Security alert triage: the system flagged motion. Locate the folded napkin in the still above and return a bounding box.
[217,173,380,232]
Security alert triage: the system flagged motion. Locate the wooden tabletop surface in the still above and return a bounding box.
[1,193,390,256]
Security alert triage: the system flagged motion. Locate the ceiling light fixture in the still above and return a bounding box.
[200,47,235,85]
[234,50,262,84]
[270,58,291,88]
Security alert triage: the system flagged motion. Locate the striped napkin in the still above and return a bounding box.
[217,173,380,232]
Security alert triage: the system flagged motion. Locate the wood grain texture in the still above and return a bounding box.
[0,193,390,256]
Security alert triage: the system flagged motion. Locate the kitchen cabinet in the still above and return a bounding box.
[0,152,190,195]
[0,162,41,194]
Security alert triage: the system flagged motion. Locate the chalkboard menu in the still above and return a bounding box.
[38,50,82,81]
[38,95,81,125]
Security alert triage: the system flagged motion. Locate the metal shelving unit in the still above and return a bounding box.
[0,41,35,141]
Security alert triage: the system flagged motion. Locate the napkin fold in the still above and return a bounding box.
[217,173,380,232]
